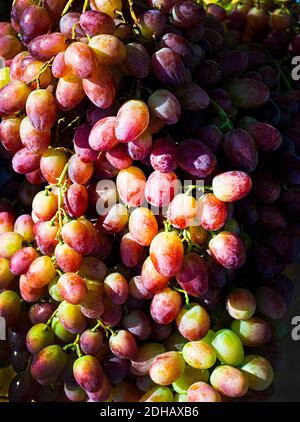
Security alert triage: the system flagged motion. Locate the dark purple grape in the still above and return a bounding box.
[103,353,128,384]
[178,138,217,178]
[197,60,222,86]
[9,372,37,402]
[34,384,60,402]
[150,138,178,173]
[151,48,187,86]
[158,33,194,66]
[197,125,223,153]
[258,204,288,232]
[29,302,56,325]
[11,349,31,373]
[223,128,258,173]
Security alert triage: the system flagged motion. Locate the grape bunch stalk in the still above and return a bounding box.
[0,0,300,403]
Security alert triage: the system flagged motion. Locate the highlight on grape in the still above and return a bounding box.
[0,0,300,405]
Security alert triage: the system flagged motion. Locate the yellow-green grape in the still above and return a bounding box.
[212,329,244,366]
[240,355,274,391]
[172,364,209,394]
[48,277,63,302]
[174,393,188,402]
[0,232,23,259]
[182,341,216,369]
[210,365,249,398]
[51,315,76,344]
[149,351,185,386]
[139,386,174,402]
[0,67,11,89]
[226,288,256,320]
[231,317,271,347]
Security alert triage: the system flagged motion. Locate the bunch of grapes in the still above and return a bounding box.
[0,0,299,403]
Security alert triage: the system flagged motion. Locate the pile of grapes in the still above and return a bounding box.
[0,0,300,403]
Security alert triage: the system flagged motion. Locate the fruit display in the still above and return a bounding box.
[0,0,300,403]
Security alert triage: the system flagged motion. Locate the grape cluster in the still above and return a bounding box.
[0,0,299,403]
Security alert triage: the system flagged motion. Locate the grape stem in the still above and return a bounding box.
[61,0,76,16]
[93,319,116,337]
[127,0,140,28]
[46,309,58,327]
[209,98,234,131]
[63,335,83,357]
[26,57,54,89]
[82,0,89,13]
[174,287,191,309]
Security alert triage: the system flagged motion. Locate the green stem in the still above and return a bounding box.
[61,0,75,16]
[46,309,58,326]
[26,58,54,88]
[174,287,190,309]
[82,0,89,13]
[127,0,140,28]
[94,319,116,337]
[209,98,234,131]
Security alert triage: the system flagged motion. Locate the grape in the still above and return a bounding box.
[128,130,152,161]
[0,81,31,115]
[122,43,150,79]
[79,256,107,280]
[65,184,88,219]
[178,138,217,178]
[122,310,152,341]
[101,297,122,327]
[88,116,117,152]
[65,42,98,80]
[210,365,248,398]
[57,301,87,334]
[68,155,94,185]
[29,302,56,325]
[11,349,31,373]
[73,355,104,393]
[231,317,271,347]
[173,365,209,394]
[129,275,153,300]
[176,303,210,341]
[0,231,23,259]
[0,257,15,288]
[51,315,76,344]
[35,221,59,256]
[79,329,103,356]
[130,343,165,376]
[247,7,268,31]
[128,208,158,247]
[209,231,246,270]
[109,330,137,360]
[73,123,98,163]
[87,375,111,402]
[212,329,244,366]
[136,375,156,392]
[223,128,258,173]
[20,274,45,302]
[111,381,141,402]
[80,290,104,319]
[0,290,21,327]
[103,353,128,384]
[139,10,166,39]
[25,89,57,131]
[9,246,39,276]
[52,51,70,78]
[150,137,178,173]
[258,204,287,232]
[105,143,132,169]
[189,225,208,245]
[0,35,22,60]
[119,233,143,268]
[148,89,181,125]
[28,33,67,61]
[150,231,184,277]
[56,72,85,110]
[30,344,67,385]
[140,386,174,402]
[159,33,194,66]
[0,212,14,234]
[59,12,84,40]
[0,115,22,153]
[151,48,186,86]
[19,117,50,155]
[26,323,54,354]
[82,66,116,109]
[228,78,269,109]
[0,22,16,37]
[244,121,283,152]
[150,288,182,325]
[170,1,205,28]
[197,193,227,231]
[8,372,37,402]
[241,355,273,391]
[149,351,185,386]
[115,100,149,143]
[116,166,146,207]
[80,10,115,37]
[145,170,180,207]
[26,256,56,288]
[255,287,287,320]
[32,190,58,221]
[104,272,129,305]
[89,34,126,66]
[19,5,51,45]
[57,273,87,305]
[175,253,209,297]
[212,171,252,202]
[64,384,87,402]
[40,147,68,184]
[187,382,222,402]
[182,341,216,369]
[0,67,11,91]
[226,288,256,320]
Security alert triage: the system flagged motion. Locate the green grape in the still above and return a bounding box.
[140,386,174,402]
[212,329,244,366]
[172,364,209,394]
[240,355,273,391]
[182,341,216,369]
